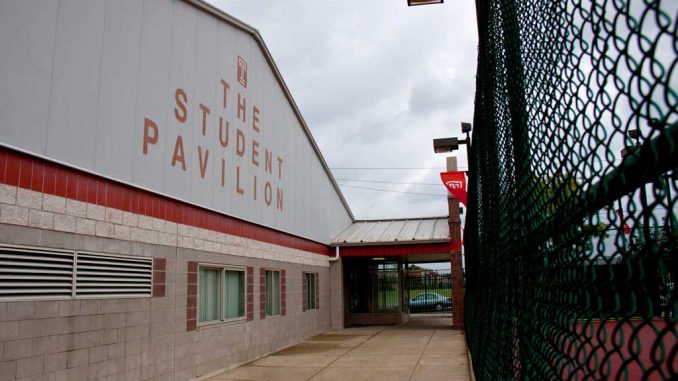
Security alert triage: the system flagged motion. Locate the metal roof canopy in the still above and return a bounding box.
[331,217,450,246]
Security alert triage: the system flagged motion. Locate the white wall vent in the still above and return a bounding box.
[0,246,74,299]
[0,245,152,300]
[75,252,152,298]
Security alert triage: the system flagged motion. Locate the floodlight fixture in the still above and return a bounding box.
[433,137,460,153]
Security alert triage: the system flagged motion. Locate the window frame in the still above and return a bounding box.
[305,272,316,310]
[197,263,247,326]
[265,269,281,317]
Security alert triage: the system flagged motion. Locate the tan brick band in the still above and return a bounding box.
[0,184,329,268]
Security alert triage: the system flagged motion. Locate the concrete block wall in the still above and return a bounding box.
[0,182,332,381]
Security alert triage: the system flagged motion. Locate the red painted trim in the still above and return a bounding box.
[186,261,198,331]
[246,267,254,321]
[0,147,330,255]
[259,268,266,320]
[339,242,457,257]
[154,258,167,271]
[152,258,166,297]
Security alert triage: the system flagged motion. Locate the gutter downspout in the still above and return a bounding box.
[329,246,340,262]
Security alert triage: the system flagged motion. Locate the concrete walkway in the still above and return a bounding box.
[208,315,470,381]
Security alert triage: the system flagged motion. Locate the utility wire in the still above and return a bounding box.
[338,184,447,197]
[336,178,442,186]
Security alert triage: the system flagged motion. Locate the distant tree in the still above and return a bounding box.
[534,172,579,215]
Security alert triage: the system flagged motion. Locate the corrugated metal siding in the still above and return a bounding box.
[432,218,449,240]
[379,220,408,242]
[331,217,450,246]
[413,219,436,241]
[361,221,391,242]
[398,220,423,241]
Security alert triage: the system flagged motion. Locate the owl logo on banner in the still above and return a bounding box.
[446,180,464,189]
[440,171,467,206]
[237,56,247,88]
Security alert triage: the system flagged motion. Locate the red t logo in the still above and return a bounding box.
[237,56,247,88]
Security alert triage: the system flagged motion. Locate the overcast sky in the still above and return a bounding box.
[208,0,478,220]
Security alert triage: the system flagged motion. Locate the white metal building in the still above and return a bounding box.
[0,0,356,379]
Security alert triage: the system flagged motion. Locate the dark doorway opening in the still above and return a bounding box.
[346,259,401,314]
[344,258,407,325]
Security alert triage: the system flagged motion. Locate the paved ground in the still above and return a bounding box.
[208,314,470,381]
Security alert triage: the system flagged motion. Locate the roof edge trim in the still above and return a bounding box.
[331,239,451,247]
[353,216,450,223]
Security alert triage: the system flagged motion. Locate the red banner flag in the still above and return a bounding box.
[441,171,467,206]
[615,208,631,235]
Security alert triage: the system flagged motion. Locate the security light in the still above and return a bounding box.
[408,0,444,6]
[433,137,459,153]
[434,123,472,165]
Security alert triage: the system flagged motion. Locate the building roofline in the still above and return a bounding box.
[330,216,451,246]
[331,238,451,247]
[352,216,449,223]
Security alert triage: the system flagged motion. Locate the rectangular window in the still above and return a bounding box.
[199,267,221,323]
[198,265,246,324]
[265,269,280,316]
[224,270,245,319]
[305,272,316,310]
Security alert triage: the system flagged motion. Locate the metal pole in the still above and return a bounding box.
[635,137,652,247]
[665,173,674,235]
[447,156,465,329]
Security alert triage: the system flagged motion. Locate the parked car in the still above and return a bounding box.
[409,292,452,312]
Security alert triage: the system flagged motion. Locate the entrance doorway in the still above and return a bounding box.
[344,258,407,325]
[342,258,454,326]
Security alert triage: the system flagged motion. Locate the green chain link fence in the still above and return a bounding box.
[465,0,677,379]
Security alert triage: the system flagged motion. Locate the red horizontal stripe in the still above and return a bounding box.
[339,242,455,257]
[0,146,330,255]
